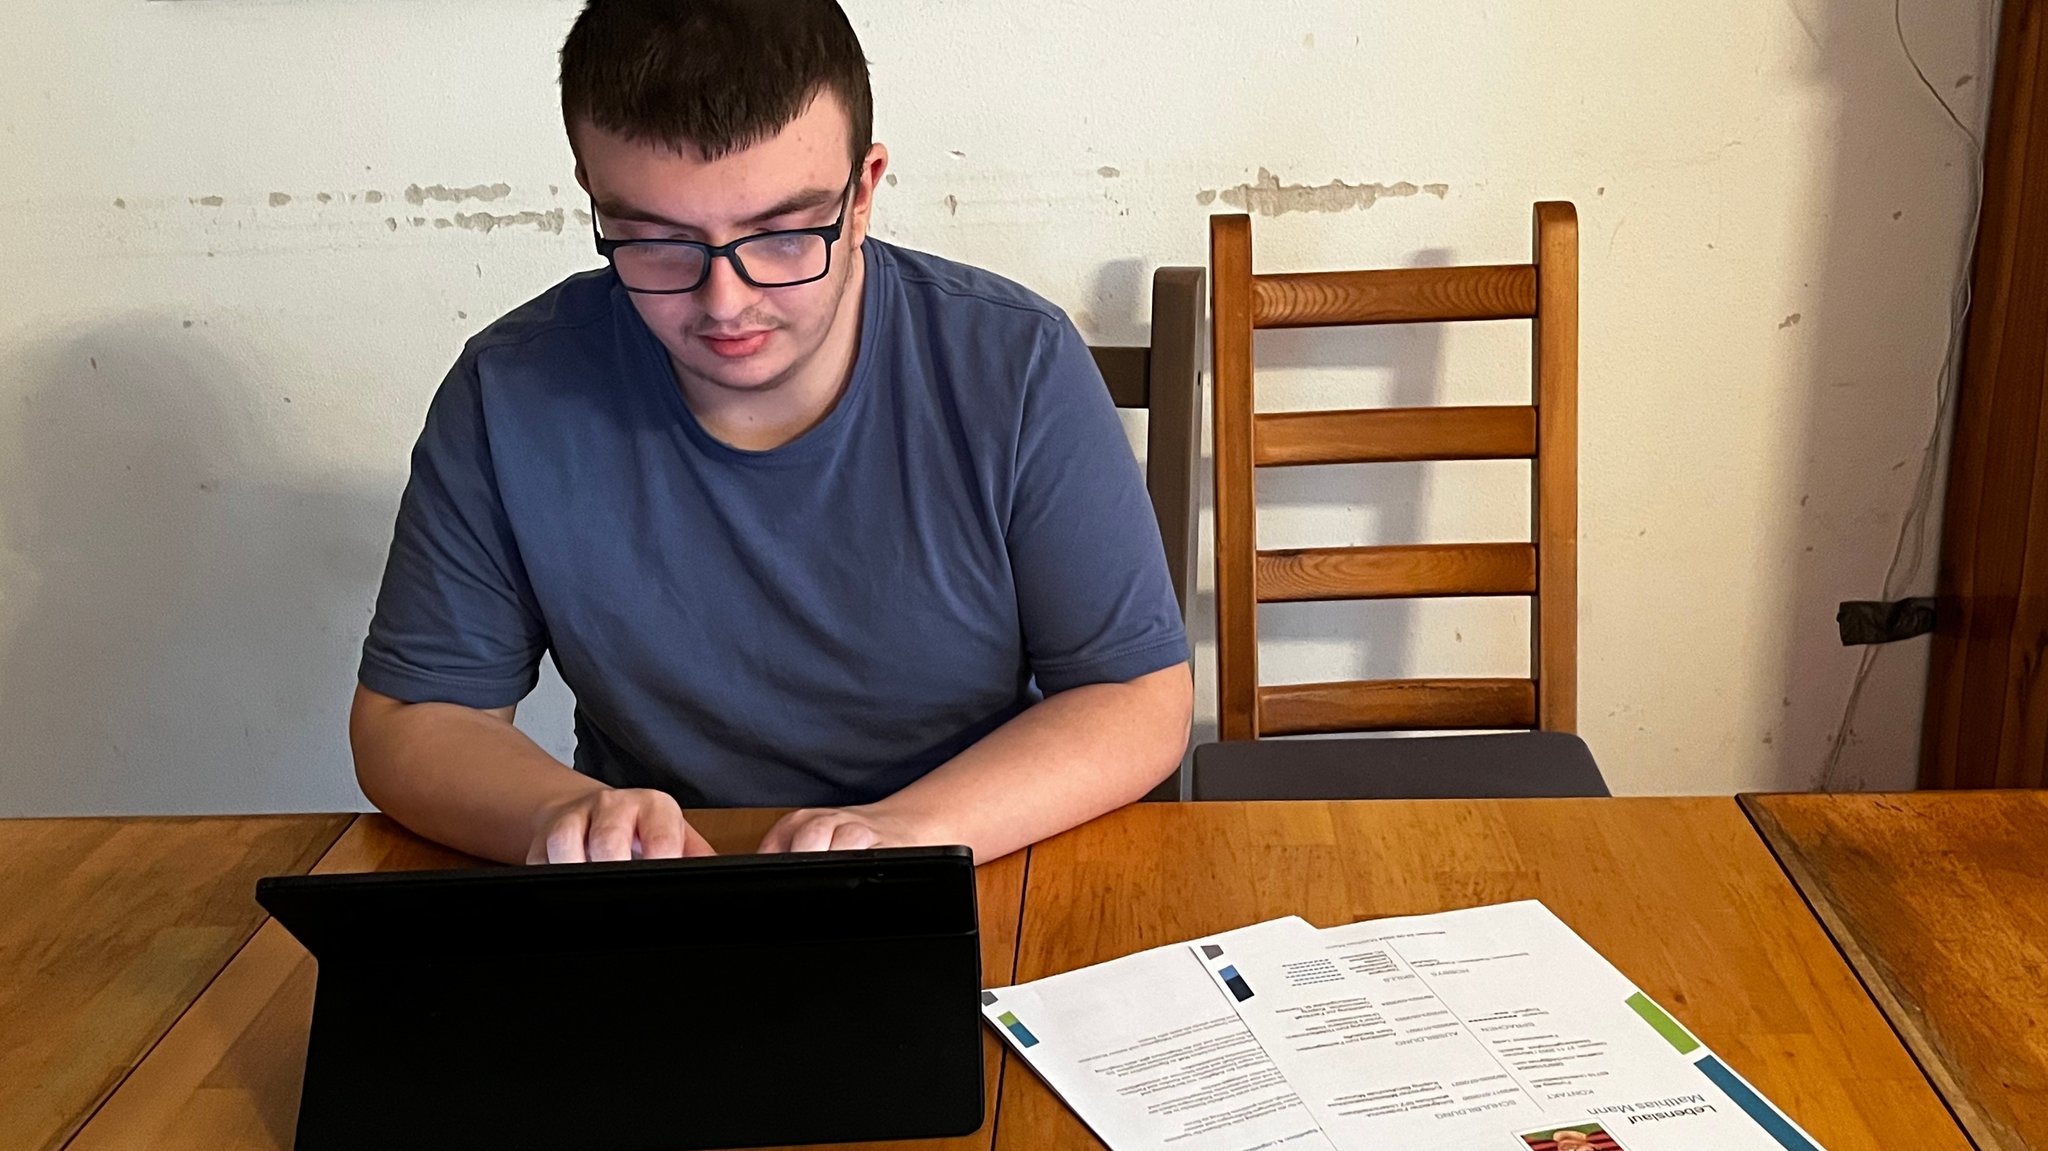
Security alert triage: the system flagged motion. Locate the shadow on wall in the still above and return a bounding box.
[1084,257,1150,346]
[1774,1,1991,791]
[0,323,393,815]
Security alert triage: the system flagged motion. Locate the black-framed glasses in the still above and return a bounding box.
[593,169,858,295]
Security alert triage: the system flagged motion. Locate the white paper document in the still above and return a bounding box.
[980,917,1335,1151]
[987,901,1828,1151]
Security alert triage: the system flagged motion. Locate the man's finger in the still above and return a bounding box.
[544,808,590,864]
[788,816,840,854]
[829,823,879,851]
[586,805,637,862]
[637,801,685,860]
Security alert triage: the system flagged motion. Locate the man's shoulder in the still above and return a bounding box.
[462,269,622,369]
[877,242,1068,338]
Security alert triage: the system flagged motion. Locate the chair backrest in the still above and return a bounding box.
[1207,204,1578,741]
[1089,265,1206,627]
[1089,264,1205,802]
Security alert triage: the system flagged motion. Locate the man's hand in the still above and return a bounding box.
[527,786,718,864]
[756,803,935,854]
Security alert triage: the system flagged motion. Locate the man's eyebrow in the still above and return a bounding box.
[591,199,693,229]
[592,184,846,233]
[736,184,846,227]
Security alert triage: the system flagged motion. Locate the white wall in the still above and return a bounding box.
[0,0,1995,815]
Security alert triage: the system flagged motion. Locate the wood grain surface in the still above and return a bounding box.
[1251,405,1537,466]
[1533,202,1580,732]
[1922,0,2048,789]
[0,815,350,1151]
[1255,542,1537,602]
[1257,676,1538,734]
[1209,213,1260,741]
[1745,790,2048,1151]
[994,798,1972,1151]
[1250,264,1537,327]
[64,812,1027,1151]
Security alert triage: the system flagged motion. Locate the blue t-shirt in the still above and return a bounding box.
[359,239,1188,807]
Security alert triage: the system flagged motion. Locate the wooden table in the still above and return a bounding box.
[1745,789,2048,1151]
[996,797,1971,1151]
[0,815,350,1151]
[9,799,1979,1151]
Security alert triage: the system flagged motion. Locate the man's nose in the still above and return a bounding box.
[695,252,761,324]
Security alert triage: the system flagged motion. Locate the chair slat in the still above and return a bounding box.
[1212,215,1261,741]
[1256,543,1536,602]
[1534,202,1580,732]
[1251,265,1537,329]
[1142,267,1206,640]
[1089,345,1151,408]
[1259,678,1538,736]
[1254,406,1536,466]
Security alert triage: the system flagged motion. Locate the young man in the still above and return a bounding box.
[349,0,1192,867]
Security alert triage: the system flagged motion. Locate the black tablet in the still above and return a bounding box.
[256,845,983,1151]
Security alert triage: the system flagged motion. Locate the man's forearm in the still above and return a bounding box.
[350,685,604,864]
[864,662,1193,863]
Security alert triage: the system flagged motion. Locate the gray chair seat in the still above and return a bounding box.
[1191,732,1608,801]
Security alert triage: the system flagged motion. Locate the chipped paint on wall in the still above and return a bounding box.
[404,182,513,206]
[159,184,589,241]
[1198,167,1450,216]
[451,208,566,234]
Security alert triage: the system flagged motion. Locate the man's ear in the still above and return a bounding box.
[573,161,591,197]
[849,143,889,248]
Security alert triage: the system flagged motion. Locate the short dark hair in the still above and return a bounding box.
[560,0,872,166]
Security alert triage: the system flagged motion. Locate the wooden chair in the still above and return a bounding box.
[1089,265,1205,801]
[1193,205,1607,800]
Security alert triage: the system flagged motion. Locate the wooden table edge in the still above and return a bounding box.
[50,813,360,1151]
[1736,793,1986,1150]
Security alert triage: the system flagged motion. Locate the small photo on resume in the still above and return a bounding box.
[1517,1122,1628,1151]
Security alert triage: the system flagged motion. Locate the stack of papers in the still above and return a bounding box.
[981,901,1824,1151]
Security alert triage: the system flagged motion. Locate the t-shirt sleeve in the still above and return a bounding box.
[357,355,547,709]
[1007,315,1191,694]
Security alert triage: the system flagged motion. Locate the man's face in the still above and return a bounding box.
[573,93,884,397]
